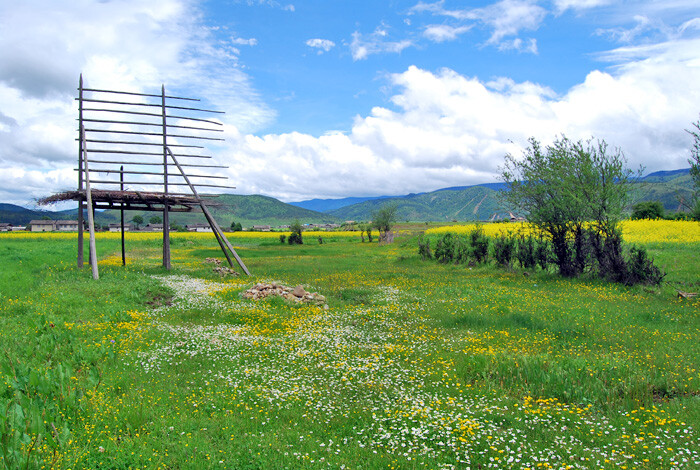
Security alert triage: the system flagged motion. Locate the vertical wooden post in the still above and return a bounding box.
[120,166,126,266]
[77,74,84,267]
[81,126,99,280]
[161,85,171,269]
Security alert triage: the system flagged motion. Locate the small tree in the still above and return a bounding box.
[287,220,303,245]
[149,216,162,225]
[231,221,243,232]
[631,201,665,220]
[372,203,398,243]
[132,215,143,229]
[501,136,640,277]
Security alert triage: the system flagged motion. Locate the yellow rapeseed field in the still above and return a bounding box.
[426,219,700,244]
[0,230,360,241]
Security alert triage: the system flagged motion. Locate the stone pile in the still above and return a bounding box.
[205,258,239,277]
[213,266,239,277]
[243,282,328,308]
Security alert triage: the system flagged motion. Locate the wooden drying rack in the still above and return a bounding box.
[43,75,250,279]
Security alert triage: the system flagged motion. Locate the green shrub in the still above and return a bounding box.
[454,235,471,264]
[469,227,490,264]
[417,235,432,261]
[631,201,665,220]
[626,245,665,286]
[493,232,516,267]
[516,233,537,269]
[434,233,455,264]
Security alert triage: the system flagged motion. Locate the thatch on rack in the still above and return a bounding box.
[37,189,220,212]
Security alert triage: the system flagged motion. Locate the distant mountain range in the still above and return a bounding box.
[1,168,693,227]
[287,182,507,213]
[326,185,501,222]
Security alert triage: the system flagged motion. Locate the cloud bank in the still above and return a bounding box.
[221,37,700,201]
[0,0,272,206]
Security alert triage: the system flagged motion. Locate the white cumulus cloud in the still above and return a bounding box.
[349,27,414,61]
[422,24,473,42]
[305,38,336,53]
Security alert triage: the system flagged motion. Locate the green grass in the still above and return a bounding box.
[0,231,698,469]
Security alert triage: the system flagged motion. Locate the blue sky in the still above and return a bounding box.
[1,0,700,206]
[200,0,615,134]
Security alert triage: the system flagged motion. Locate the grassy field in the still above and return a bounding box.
[0,221,699,469]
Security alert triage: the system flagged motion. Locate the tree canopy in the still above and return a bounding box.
[686,118,700,219]
[501,136,641,276]
[372,203,398,243]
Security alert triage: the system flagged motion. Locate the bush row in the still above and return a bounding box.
[419,227,664,286]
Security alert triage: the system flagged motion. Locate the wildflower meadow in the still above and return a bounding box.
[0,221,698,469]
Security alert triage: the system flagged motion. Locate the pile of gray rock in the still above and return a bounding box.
[242,282,328,308]
[205,257,239,277]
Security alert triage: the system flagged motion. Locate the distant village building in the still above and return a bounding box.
[28,220,56,232]
[108,223,134,232]
[55,220,79,231]
[144,223,164,232]
[252,225,271,232]
[186,223,213,232]
[28,220,79,231]
[0,223,11,232]
[508,212,526,222]
[307,223,341,230]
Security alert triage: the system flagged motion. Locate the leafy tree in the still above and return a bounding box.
[688,118,700,194]
[287,220,303,245]
[686,118,700,219]
[132,215,143,228]
[149,216,162,225]
[631,201,665,220]
[372,203,398,243]
[501,136,640,277]
[358,223,372,242]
